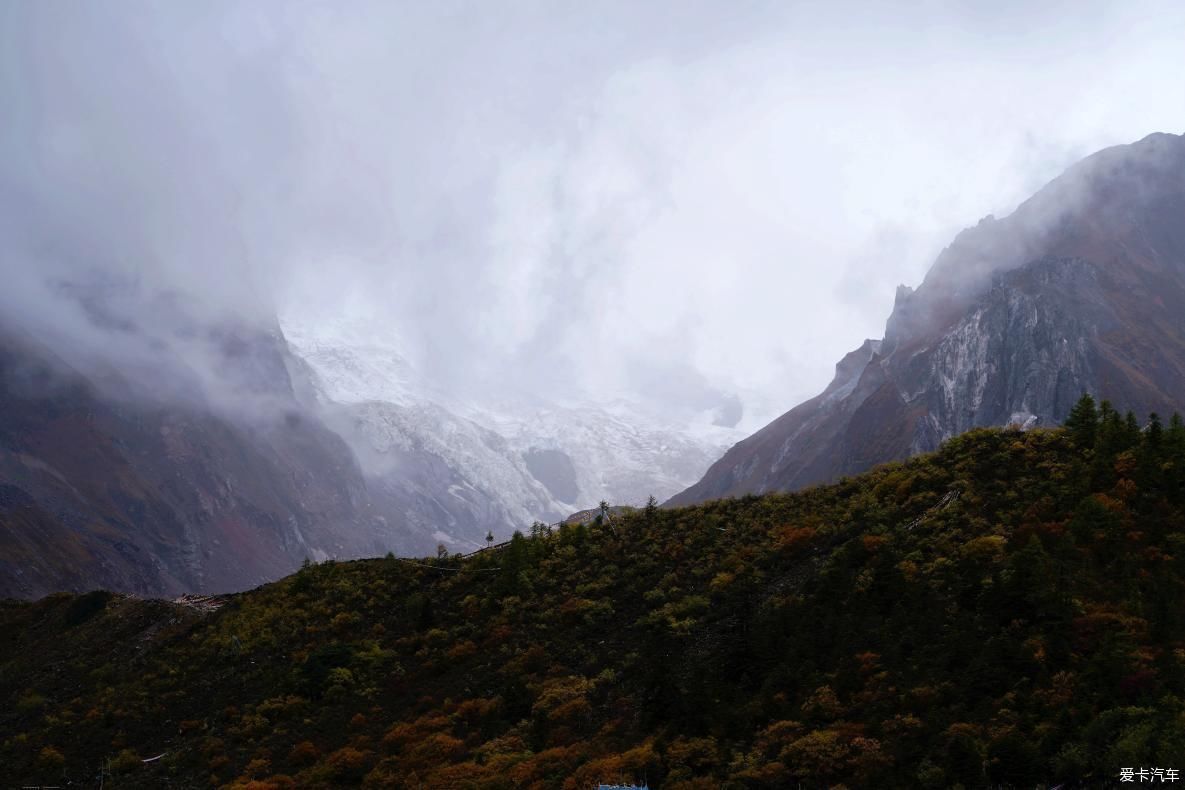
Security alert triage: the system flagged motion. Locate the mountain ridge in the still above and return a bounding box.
[670,131,1185,505]
[283,318,741,550]
[0,314,398,599]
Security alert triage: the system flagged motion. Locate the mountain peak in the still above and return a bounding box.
[672,132,1185,504]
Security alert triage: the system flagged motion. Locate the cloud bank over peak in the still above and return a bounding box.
[3,1,1185,426]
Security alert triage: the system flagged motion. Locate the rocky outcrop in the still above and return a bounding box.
[283,321,740,551]
[0,324,397,599]
[670,132,1185,505]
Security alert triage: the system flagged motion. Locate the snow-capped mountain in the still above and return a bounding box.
[470,401,738,510]
[283,320,741,549]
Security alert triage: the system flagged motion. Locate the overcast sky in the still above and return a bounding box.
[3,1,1185,427]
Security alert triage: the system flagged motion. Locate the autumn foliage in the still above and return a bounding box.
[3,403,1185,786]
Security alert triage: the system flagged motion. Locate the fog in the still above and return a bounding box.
[3,1,1185,428]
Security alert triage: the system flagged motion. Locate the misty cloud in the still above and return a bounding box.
[3,1,1185,428]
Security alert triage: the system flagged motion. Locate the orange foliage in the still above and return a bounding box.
[772,525,818,553]
[562,741,661,790]
[320,746,372,782]
[862,534,889,553]
[288,740,319,766]
[446,639,478,660]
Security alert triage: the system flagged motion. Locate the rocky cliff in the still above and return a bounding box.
[670,132,1185,505]
[283,322,739,552]
[0,320,396,599]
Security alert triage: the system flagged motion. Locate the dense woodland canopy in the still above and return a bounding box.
[4,397,1185,788]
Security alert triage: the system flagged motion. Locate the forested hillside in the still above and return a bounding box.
[4,398,1185,788]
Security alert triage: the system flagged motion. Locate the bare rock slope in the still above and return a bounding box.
[671,132,1185,505]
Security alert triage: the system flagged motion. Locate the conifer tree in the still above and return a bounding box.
[1064,393,1099,448]
[1137,412,1167,498]
[1169,413,1185,446]
[1091,400,1125,487]
[1148,412,1164,448]
[1124,411,1141,446]
[1168,413,1185,502]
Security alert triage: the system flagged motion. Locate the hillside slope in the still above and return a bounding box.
[0,321,395,599]
[4,413,1185,787]
[671,132,1185,505]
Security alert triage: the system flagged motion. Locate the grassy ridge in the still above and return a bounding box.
[3,408,1185,787]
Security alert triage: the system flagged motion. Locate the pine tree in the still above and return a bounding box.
[1124,411,1141,446]
[1148,412,1164,448]
[1099,402,1126,450]
[596,500,610,526]
[1137,412,1167,500]
[1064,393,1099,448]
[1169,413,1185,447]
[1168,414,1185,490]
[1091,400,1125,487]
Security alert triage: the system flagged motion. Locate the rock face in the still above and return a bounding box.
[0,322,395,600]
[0,286,739,597]
[670,132,1185,505]
[283,323,740,552]
[318,398,566,553]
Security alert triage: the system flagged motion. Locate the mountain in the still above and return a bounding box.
[0,299,402,600]
[670,132,1185,506]
[318,398,567,552]
[472,401,738,511]
[0,279,736,597]
[4,421,1185,787]
[283,321,739,551]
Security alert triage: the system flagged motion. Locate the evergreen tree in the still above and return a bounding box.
[1092,400,1125,487]
[595,499,610,526]
[1168,413,1185,444]
[1064,393,1099,448]
[1138,413,1166,496]
[496,530,530,595]
[1168,414,1185,497]
[1124,411,1141,446]
[1148,412,1164,448]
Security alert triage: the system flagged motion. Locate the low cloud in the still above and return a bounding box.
[2,1,1184,427]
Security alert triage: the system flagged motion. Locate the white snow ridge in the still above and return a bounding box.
[281,317,741,551]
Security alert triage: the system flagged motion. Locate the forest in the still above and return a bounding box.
[3,396,1185,788]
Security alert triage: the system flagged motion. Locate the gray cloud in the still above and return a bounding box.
[3,1,1185,429]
